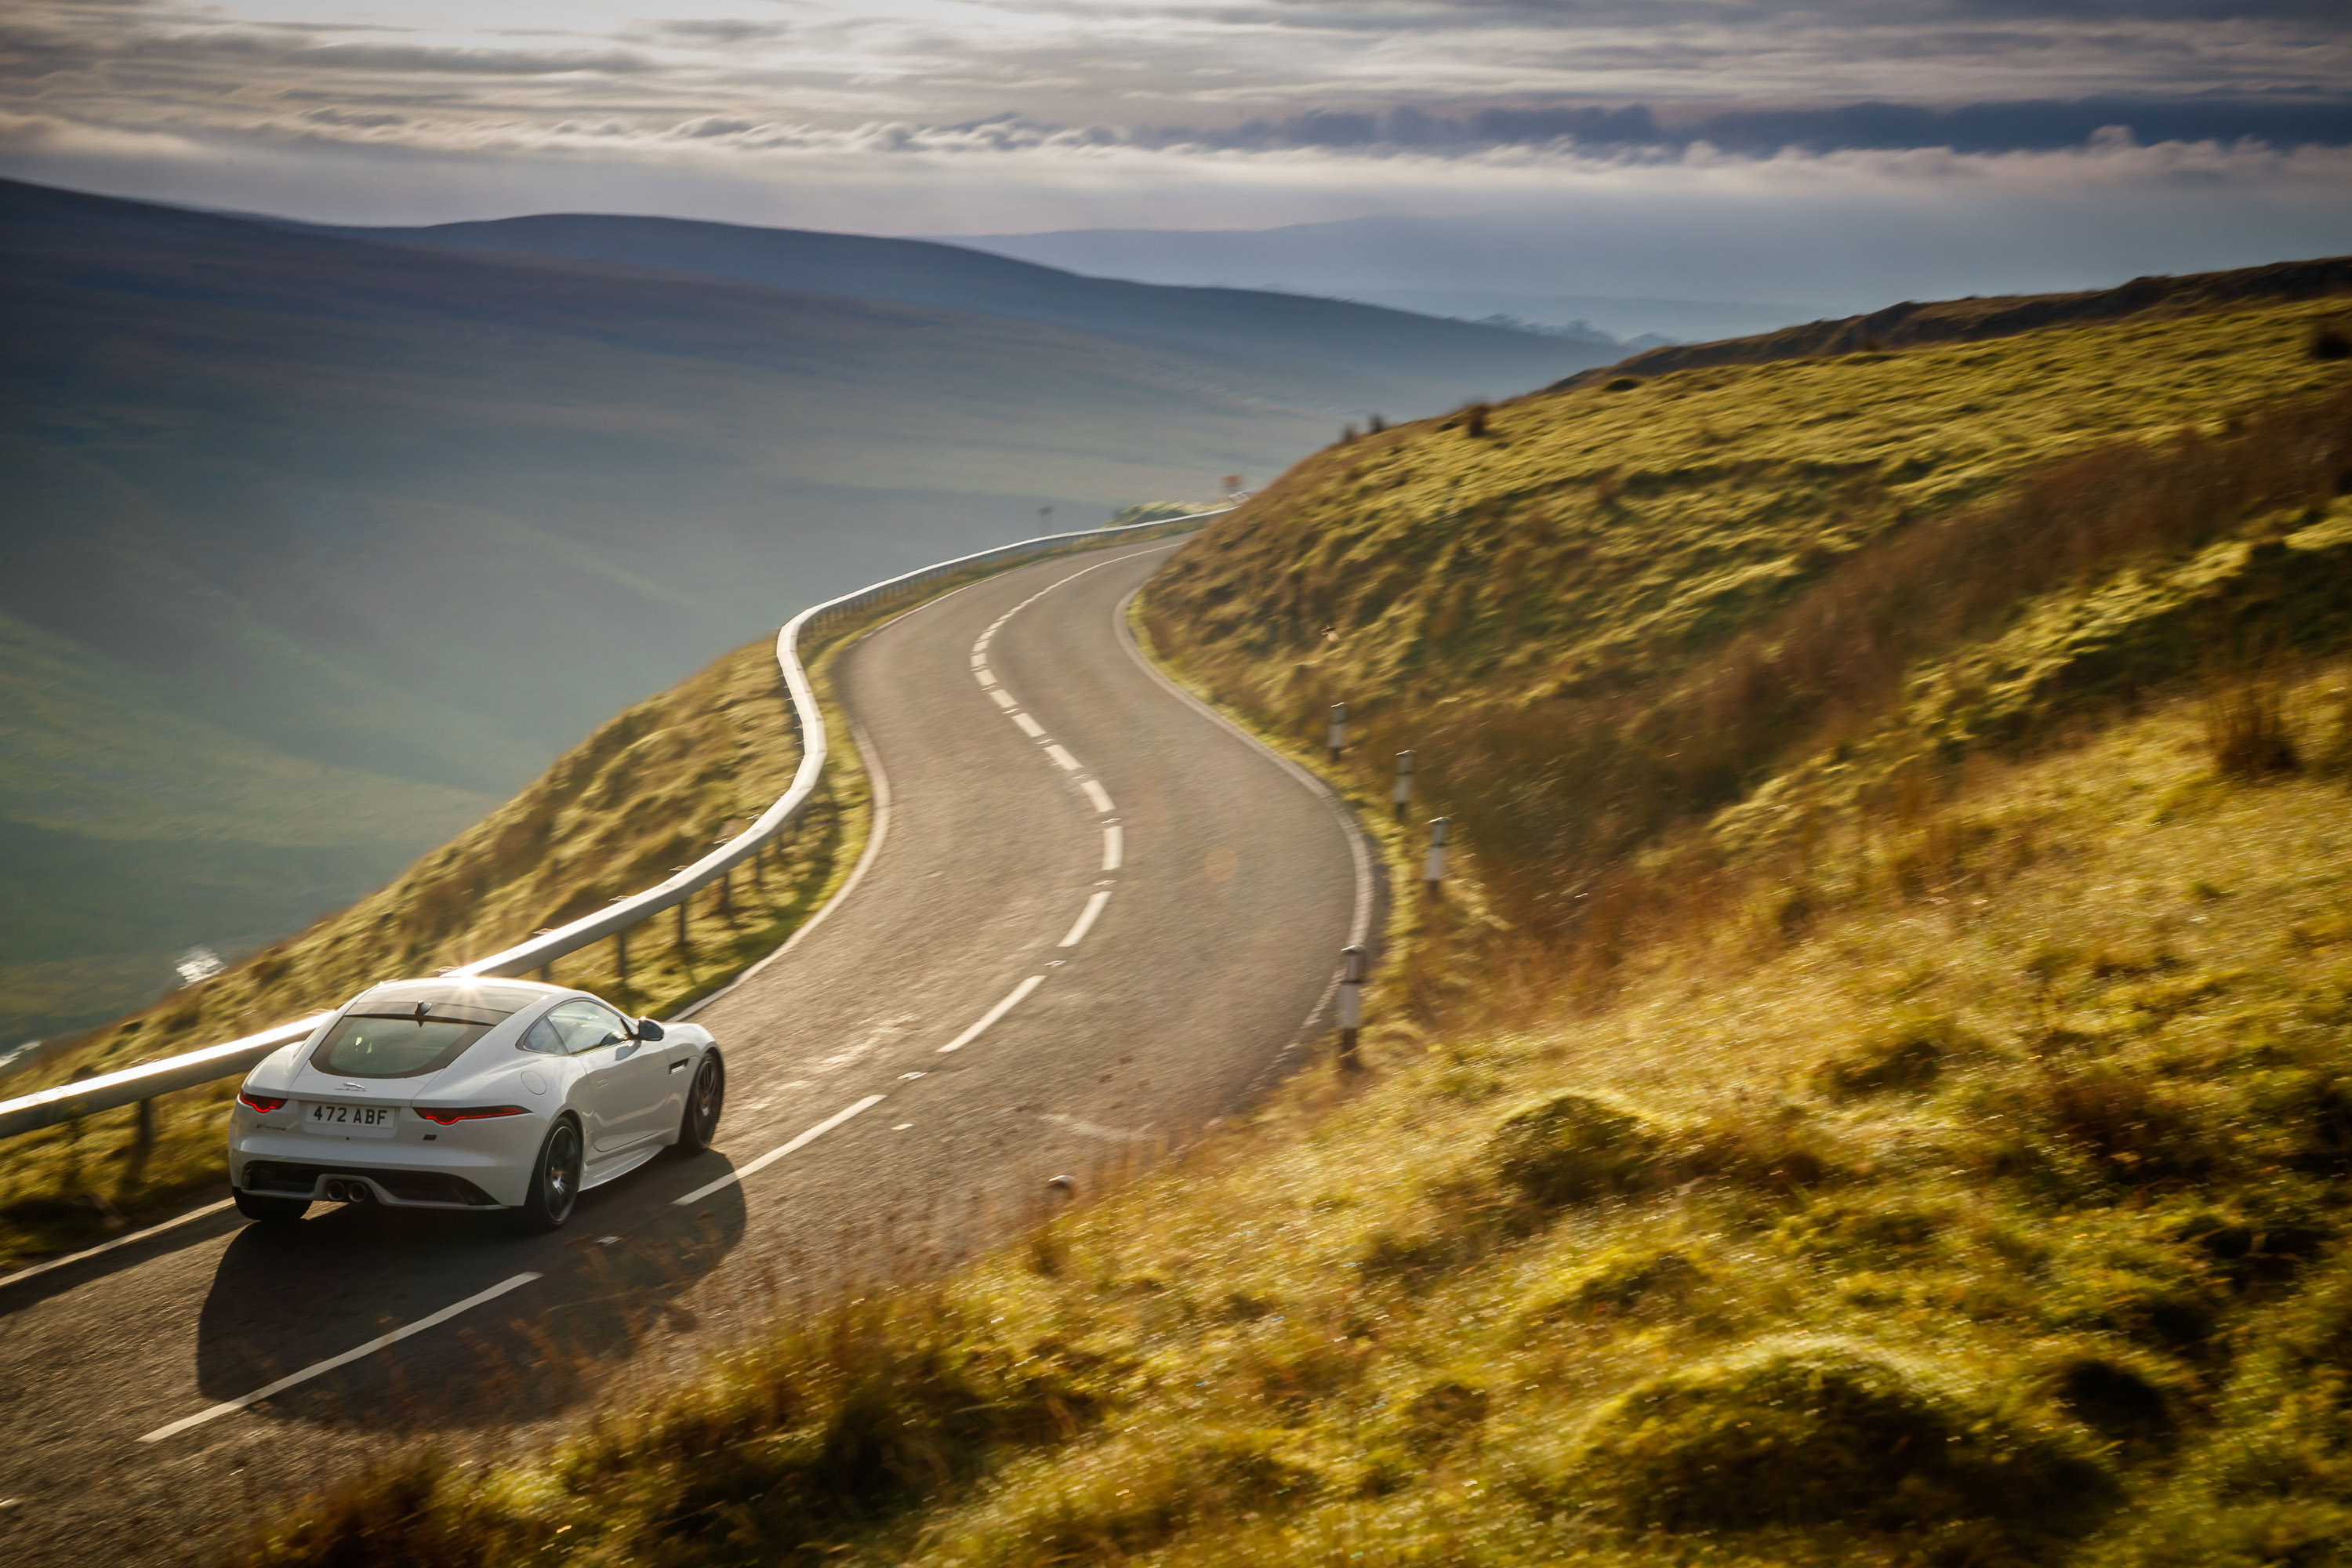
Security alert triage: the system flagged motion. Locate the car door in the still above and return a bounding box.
[550,1000,668,1152]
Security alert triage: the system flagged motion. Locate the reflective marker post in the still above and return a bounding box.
[1327,701,1348,764]
[1392,750,1415,821]
[1336,944,1369,1069]
[1424,817,1450,898]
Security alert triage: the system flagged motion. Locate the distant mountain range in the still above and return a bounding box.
[0,178,1621,1044]
[284,211,1619,408]
[933,218,1821,343]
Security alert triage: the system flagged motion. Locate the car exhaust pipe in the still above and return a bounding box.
[325,1178,372,1203]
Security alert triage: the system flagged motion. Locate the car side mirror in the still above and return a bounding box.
[635,1018,665,1042]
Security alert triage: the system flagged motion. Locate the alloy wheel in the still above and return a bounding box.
[545,1121,580,1224]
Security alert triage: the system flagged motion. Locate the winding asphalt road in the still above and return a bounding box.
[0,539,1369,1566]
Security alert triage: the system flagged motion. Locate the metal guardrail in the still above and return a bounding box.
[0,509,1227,1143]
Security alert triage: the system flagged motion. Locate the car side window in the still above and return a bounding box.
[520,1016,565,1055]
[547,1000,630,1055]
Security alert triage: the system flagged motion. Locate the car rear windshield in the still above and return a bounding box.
[311,1004,508,1080]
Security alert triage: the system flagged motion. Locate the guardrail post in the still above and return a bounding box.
[1392,750,1414,821]
[135,1096,154,1149]
[1327,701,1348,764]
[615,925,630,991]
[676,897,688,954]
[1336,944,1369,1069]
[1424,817,1450,898]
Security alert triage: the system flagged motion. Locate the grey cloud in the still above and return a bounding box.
[188,37,662,78]
[670,115,764,138]
[300,106,408,129]
[1126,96,2352,154]
[648,19,791,44]
[1343,0,2350,22]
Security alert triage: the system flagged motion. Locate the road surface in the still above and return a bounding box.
[0,539,1368,1565]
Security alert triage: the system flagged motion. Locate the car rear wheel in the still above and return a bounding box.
[234,1189,309,1224]
[520,1117,583,1232]
[677,1054,724,1155]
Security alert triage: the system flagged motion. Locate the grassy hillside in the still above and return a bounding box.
[1558,254,2352,388]
[217,275,2352,1567]
[1145,289,2352,952]
[0,633,855,1270]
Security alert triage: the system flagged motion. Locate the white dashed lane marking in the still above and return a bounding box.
[140,1272,544,1443]
[674,1094,887,1206]
[1058,890,1112,948]
[938,975,1045,1054]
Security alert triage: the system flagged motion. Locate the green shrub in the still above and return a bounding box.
[1529,1244,1712,1320]
[1773,1200,1944,1264]
[1486,1091,1675,1205]
[2040,1348,2187,1446]
[1563,1339,2115,1551]
[1812,1014,1978,1098]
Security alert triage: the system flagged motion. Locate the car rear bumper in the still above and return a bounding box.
[238,1159,502,1207]
[229,1125,538,1207]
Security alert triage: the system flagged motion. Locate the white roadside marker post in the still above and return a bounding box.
[1327,701,1348,764]
[1424,817,1450,899]
[1392,750,1415,821]
[1336,943,1369,1069]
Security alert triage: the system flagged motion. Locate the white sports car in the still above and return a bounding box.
[227,977,724,1232]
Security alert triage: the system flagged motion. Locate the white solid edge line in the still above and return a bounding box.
[1110,576,1376,1094]
[1058,890,1112,948]
[0,1197,236,1292]
[974,667,995,688]
[1044,743,1080,771]
[673,1094,887,1207]
[1111,580,1375,950]
[140,1271,543,1443]
[677,721,895,1021]
[989,688,1018,711]
[1101,823,1123,872]
[1080,779,1115,814]
[1011,711,1046,738]
[937,975,1044,1054]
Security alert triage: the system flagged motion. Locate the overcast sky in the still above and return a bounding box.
[5,1,2350,307]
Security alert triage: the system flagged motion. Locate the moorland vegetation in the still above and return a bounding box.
[206,269,2352,1566]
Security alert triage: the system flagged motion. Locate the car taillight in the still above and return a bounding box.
[237,1092,286,1114]
[413,1105,528,1126]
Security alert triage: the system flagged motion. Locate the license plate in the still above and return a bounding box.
[302,1101,397,1138]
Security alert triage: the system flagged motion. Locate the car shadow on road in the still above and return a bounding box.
[192,1168,748,1436]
